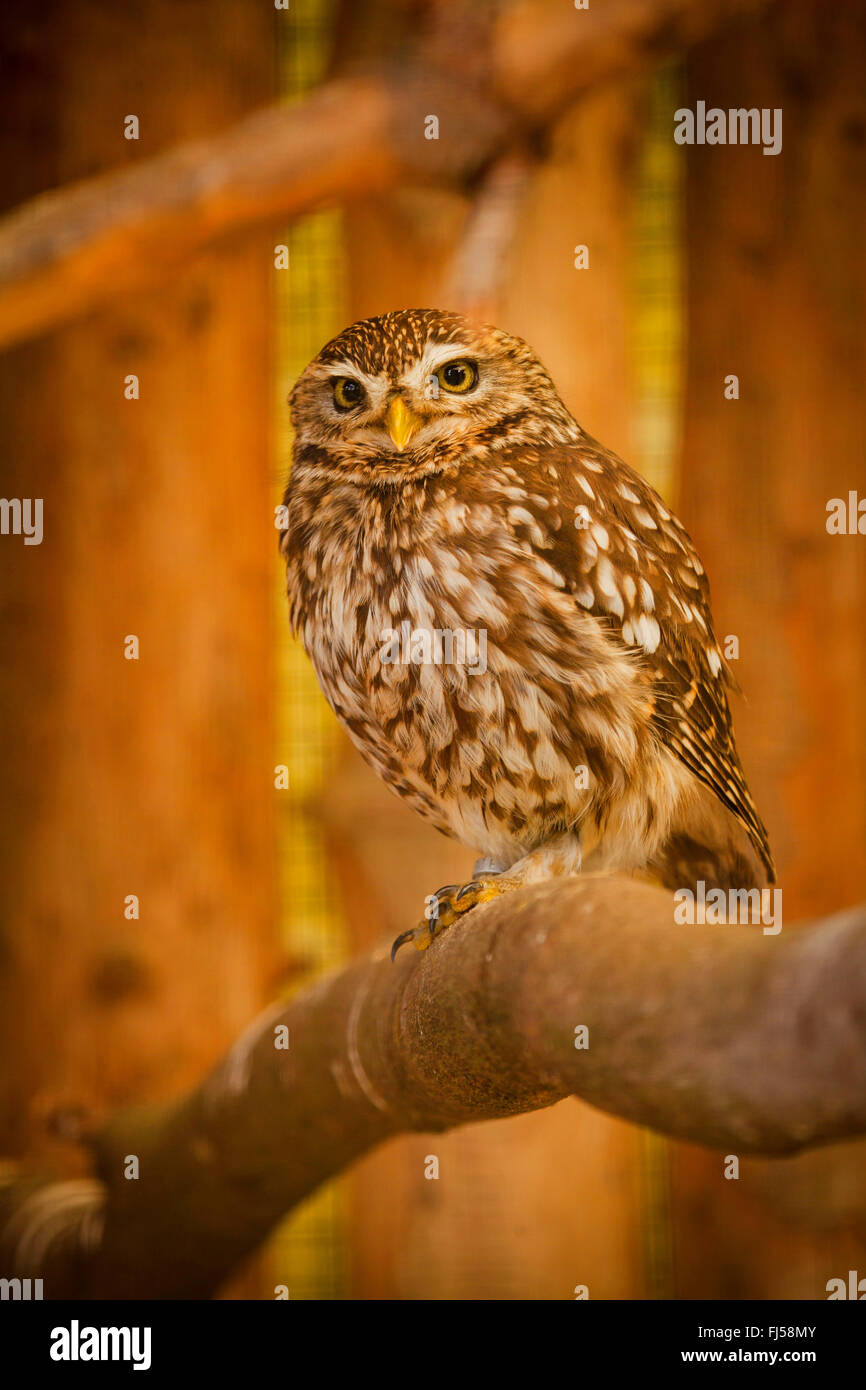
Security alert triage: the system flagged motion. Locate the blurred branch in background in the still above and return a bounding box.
[439,150,535,321]
[0,0,768,349]
[1,877,864,1299]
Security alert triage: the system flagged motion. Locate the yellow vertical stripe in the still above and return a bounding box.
[632,60,684,1301]
[267,0,348,1301]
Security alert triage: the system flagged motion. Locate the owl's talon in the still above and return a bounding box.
[389,875,506,961]
[390,929,417,962]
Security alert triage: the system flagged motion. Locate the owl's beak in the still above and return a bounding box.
[384,396,421,452]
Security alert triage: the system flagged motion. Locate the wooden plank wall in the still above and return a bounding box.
[0,0,279,1255]
[673,0,866,1299]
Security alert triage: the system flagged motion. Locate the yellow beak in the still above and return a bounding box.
[384,396,421,452]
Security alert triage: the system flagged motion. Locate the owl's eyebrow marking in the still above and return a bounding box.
[322,358,366,378]
[417,343,476,373]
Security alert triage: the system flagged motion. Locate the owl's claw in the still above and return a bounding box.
[390,928,418,961]
[390,876,505,960]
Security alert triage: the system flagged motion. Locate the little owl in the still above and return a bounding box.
[281,309,774,957]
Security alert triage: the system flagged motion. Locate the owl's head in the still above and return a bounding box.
[289,309,581,485]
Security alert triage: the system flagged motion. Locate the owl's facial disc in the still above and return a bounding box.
[289,314,581,485]
[295,344,492,477]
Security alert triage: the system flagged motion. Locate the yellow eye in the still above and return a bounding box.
[332,377,365,411]
[435,359,477,394]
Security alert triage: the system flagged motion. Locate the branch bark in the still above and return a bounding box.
[0,0,768,350]
[1,876,864,1299]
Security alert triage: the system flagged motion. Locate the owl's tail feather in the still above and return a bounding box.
[650,779,775,893]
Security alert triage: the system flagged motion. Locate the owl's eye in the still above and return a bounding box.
[332,377,365,411]
[435,359,477,394]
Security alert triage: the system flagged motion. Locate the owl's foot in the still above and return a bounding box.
[389,836,582,961]
[390,875,507,960]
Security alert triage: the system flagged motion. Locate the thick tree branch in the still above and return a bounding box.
[1,876,864,1299]
[0,0,768,350]
[490,0,767,120]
